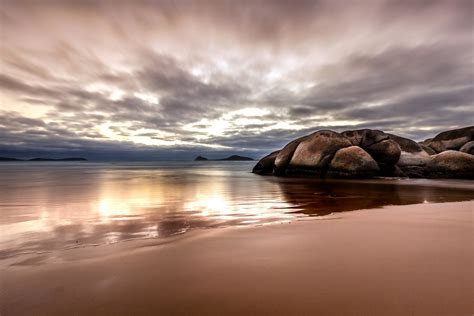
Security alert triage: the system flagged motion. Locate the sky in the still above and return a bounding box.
[0,0,473,160]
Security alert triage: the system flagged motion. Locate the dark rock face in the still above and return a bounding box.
[341,129,388,148]
[398,166,425,178]
[423,126,473,153]
[253,126,473,179]
[388,134,422,153]
[459,141,474,155]
[387,133,429,168]
[365,139,401,165]
[327,146,379,178]
[420,145,436,155]
[252,151,279,175]
[274,135,309,175]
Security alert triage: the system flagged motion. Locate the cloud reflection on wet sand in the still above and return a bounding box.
[0,162,472,261]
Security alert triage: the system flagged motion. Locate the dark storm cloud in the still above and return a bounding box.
[0,0,472,159]
[0,74,59,98]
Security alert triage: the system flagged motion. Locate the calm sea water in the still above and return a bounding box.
[1,161,473,260]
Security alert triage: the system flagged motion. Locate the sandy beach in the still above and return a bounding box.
[1,200,472,316]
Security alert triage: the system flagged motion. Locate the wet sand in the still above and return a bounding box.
[1,201,473,315]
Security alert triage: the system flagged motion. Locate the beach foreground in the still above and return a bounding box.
[1,201,473,315]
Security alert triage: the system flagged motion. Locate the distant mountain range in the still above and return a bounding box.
[194,155,254,161]
[0,157,88,162]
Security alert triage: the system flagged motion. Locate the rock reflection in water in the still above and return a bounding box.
[275,178,474,216]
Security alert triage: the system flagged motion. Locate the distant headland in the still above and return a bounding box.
[194,155,254,161]
[0,157,88,162]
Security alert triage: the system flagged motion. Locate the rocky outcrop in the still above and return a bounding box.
[253,126,473,179]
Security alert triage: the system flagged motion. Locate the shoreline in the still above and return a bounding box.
[1,200,473,315]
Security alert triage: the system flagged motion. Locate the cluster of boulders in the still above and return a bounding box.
[253,126,474,179]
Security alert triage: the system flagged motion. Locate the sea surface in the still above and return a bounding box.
[1,161,473,260]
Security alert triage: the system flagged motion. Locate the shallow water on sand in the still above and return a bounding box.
[0,161,473,259]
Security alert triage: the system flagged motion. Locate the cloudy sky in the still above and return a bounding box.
[0,0,472,160]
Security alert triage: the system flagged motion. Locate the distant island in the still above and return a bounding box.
[0,157,23,161]
[0,157,88,162]
[194,155,254,161]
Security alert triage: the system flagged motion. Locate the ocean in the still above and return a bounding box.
[1,161,473,260]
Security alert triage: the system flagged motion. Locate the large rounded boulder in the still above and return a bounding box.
[327,146,380,178]
[288,130,352,176]
[425,150,474,179]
